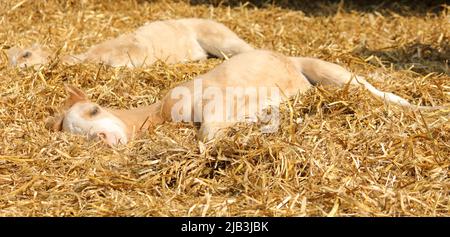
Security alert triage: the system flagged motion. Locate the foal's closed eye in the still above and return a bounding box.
[22,51,32,58]
[90,106,100,116]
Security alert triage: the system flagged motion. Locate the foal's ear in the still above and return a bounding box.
[64,84,88,107]
[45,114,64,131]
[65,84,87,100]
[46,85,89,132]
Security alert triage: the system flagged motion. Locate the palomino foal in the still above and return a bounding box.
[46,50,444,146]
[8,18,253,68]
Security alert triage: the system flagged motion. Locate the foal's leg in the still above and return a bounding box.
[197,122,235,142]
[193,20,254,58]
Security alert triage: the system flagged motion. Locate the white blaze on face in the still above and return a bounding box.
[62,102,128,146]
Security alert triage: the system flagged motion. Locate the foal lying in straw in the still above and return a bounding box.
[7,18,253,68]
[46,50,445,146]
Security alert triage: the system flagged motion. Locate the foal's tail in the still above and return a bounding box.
[289,57,446,111]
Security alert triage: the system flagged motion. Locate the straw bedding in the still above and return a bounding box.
[0,0,449,216]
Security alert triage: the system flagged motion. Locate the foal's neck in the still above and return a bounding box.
[108,101,164,137]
